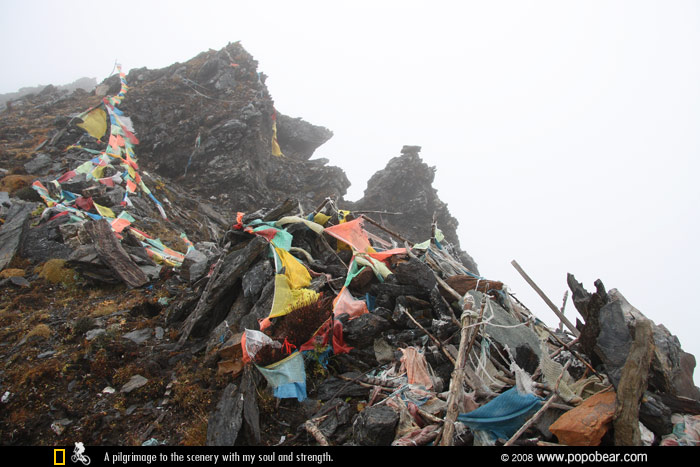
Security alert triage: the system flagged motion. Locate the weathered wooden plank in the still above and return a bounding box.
[613,318,654,446]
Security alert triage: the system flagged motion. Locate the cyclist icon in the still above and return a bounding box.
[71,442,91,465]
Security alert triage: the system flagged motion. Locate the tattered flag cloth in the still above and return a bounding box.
[77,106,108,140]
[324,217,376,253]
[271,110,284,157]
[458,387,543,440]
[299,317,352,355]
[332,286,369,319]
[256,352,306,401]
[274,247,311,289]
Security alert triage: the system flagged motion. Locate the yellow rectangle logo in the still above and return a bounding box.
[54,449,66,465]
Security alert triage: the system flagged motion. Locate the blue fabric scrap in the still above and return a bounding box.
[457,387,543,440]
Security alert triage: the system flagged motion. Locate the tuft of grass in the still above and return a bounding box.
[72,317,94,339]
[25,323,52,341]
[0,174,36,194]
[21,359,61,385]
[89,299,119,318]
[179,416,208,446]
[0,268,25,279]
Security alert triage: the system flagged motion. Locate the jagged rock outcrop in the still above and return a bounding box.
[275,113,334,161]
[107,42,349,216]
[0,77,96,112]
[350,145,478,274]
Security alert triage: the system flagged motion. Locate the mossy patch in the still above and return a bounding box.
[38,259,77,287]
[0,268,25,279]
[25,323,52,341]
[90,299,120,317]
[0,174,36,194]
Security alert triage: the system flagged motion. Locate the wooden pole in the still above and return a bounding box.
[511,260,580,337]
[438,297,486,446]
[401,306,456,366]
[360,215,413,246]
[613,319,654,446]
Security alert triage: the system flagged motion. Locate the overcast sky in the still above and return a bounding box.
[2,1,699,384]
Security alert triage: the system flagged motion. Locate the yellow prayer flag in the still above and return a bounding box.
[269,275,319,319]
[271,120,284,157]
[275,247,311,289]
[94,203,115,219]
[313,212,331,226]
[77,107,107,140]
[91,165,106,180]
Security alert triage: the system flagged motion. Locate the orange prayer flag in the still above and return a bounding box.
[324,217,375,253]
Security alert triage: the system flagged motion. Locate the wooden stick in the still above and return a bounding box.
[543,327,602,381]
[464,296,488,359]
[304,416,330,446]
[416,407,444,426]
[320,235,348,269]
[511,260,580,337]
[504,361,572,446]
[438,298,486,446]
[435,275,463,302]
[549,336,580,359]
[352,210,402,216]
[312,197,331,216]
[360,215,413,246]
[437,317,472,446]
[558,290,569,332]
[401,306,456,366]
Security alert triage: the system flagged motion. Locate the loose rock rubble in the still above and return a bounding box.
[0,42,698,448]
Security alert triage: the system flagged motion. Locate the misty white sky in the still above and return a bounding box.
[1,1,699,384]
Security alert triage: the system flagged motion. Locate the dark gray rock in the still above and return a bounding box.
[348,146,479,274]
[316,375,369,401]
[313,398,352,438]
[206,367,260,445]
[179,236,268,342]
[0,200,36,270]
[122,328,152,345]
[23,153,54,174]
[595,300,632,388]
[639,391,673,436]
[206,383,243,446]
[276,113,333,161]
[352,405,399,446]
[1,276,30,288]
[343,313,391,348]
[20,216,73,262]
[241,259,274,301]
[393,257,437,290]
